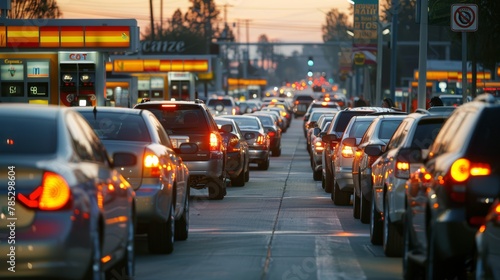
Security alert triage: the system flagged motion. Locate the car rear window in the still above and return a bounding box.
[0,118,57,154]
[411,119,446,149]
[80,112,151,142]
[467,108,500,163]
[207,99,233,106]
[334,111,373,133]
[350,121,372,138]
[135,104,209,132]
[378,120,404,140]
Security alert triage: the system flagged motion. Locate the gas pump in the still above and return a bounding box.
[59,52,96,106]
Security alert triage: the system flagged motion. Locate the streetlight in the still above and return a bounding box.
[375,22,391,106]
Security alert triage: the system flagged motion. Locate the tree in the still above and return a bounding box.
[321,8,352,84]
[4,0,62,19]
[256,34,274,70]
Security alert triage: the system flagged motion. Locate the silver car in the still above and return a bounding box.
[76,107,191,254]
[0,105,135,279]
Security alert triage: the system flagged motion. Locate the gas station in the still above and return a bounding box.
[0,17,140,106]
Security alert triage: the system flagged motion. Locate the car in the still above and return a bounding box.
[251,113,282,156]
[292,92,316,117]
[415,106,456,116]
[304,109,338,144]
[475,198,500,280]
[368,112,448,255]
[0,104,136,279]
[237,100,260,114]
[261,106,290,131]
[309,114,337,181]
[206,96,240,116]
[219,115,271,170]
[437,94,472,107]
[76,106,191,254]
[403,94,500,279]
[134,99,227,200]
[321,107,396,194]
[350,114,405,209]
[331,115,377,206]
[302,100,341,128]
[255,109,287,133]
[214,117,250,186]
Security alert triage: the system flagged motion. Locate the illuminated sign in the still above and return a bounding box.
[27,61,50,78]
[59,52,97,63]
[1,82,24,97]
[414,70,491,81]
[227,78,267,86]
[1,63,24,81]
[111,59,209,73]
[1,25,130,49]
[28,82,49,97]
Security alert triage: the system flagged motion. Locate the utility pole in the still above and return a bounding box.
[149,0,155,40]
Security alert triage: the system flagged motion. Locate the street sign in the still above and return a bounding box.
[451,4,478,32]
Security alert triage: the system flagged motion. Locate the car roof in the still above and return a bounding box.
[0,104,64,119]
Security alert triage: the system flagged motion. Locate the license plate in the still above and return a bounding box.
[170,136,189,148]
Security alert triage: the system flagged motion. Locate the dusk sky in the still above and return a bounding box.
[57,0,352,54]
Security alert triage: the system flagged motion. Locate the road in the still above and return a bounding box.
[134,115,403,280]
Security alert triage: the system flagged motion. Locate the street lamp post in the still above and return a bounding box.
[376,22,390,106]
[389,0,399,105]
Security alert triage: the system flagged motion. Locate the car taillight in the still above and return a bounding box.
[256,134,266,145]
[341,146,354,158]
[446,158,491,202]
[17,172,71,211]
[268,131,276,138]
[395,161,410,178]
[314,141,324,152]
[144,153,161,177]
[210,132,221,151]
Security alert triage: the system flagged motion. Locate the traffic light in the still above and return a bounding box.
[307,56,314,67]
[307,70,313,77]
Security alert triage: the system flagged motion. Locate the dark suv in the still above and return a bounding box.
[134,99,227,200]
[403,94,500,279]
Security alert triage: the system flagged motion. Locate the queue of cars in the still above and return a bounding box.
[304,93,500,279]
[0,94,289,279]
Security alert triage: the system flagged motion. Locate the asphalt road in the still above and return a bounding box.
[134,115,403,280]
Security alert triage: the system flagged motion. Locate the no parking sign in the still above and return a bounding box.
[451,4,478,32]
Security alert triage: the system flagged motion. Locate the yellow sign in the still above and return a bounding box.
[354,53,366,65]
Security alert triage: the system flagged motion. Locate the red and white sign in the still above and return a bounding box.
[451,4,478,32]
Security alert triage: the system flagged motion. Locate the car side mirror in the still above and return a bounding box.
[364,144,383,157]
[321,134,339,143]
[220,124,233,133]
[397,147,423,163]
[342,137,356,147]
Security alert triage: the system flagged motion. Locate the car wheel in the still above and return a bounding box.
[360,190,371,224]
[353,187,360,219]
[108,210,135,279]
[370,196,383,245]
[313,169,322,181]
[383,196,403,257]
[321,173,326,189]
[244,168,250,182]
[231,169,246,187]
[84,223,104,280]
[175,192,189,241]
[148,203,175,254]
[208,180,225,200]
[325,168,333,193]
[333,181,350,206]
[402,206,424,280]
[258,156,270,170]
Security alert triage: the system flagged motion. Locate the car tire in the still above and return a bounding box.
[360,190,371,224]
[333,181,350,206]
[383,197,403,257]
[84,223,104,280]
[231,169,246,187]
[370,196,383,245]
[325,168,333,193]
[313,169,322,181]
[108,210,135,279]
[244,168,250,182]
[403,207,424,280]
[353,187,360,219]
[175,192,189,241]
[148,203,175,254]
[208,180,225,200]
[258,156,270,170]
[321,174,326,189]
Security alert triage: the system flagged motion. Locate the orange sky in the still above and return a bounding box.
[57,0,351,44]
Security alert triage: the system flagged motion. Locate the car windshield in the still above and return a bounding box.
[0,118,57,155]
[136,105,210,132]
[80,112,152,142]
[229,118,260,130]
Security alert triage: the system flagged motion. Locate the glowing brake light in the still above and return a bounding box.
[341,146,354,158]
[18,172,71,210]
[256,134,266,145]
[267,131,276,138]
[450,158,491,183]
[210,132,220,151]
[395,161,410,178]
[144,154,160,177]
[314,141,324,152]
